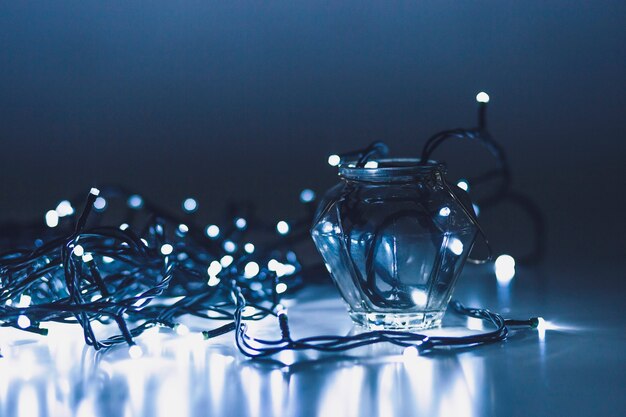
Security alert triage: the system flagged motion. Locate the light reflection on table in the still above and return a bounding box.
[1,265,624,417]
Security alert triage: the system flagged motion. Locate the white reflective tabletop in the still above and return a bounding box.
[1,263,624,417]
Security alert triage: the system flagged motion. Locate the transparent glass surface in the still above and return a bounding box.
[311,159,478,329]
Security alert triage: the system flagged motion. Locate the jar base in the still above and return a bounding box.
[349,310,444,330]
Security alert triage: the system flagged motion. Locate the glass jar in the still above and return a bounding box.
[311,159,479,330]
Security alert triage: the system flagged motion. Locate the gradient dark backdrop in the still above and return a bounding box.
[1,2,625,269]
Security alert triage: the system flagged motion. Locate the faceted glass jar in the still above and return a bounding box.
[311,159,478,330]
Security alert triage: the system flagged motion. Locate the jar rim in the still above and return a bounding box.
[339,158,446,182]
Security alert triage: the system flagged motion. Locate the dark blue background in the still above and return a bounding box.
[1,2,624,266]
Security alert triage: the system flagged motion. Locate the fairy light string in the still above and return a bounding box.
[0,92,544,359]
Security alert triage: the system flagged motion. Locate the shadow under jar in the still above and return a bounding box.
[311,159,478,330]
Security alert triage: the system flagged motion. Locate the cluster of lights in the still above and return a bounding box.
[0,185,318,357]
[1,93,545,360]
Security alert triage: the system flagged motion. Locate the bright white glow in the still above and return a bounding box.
[276,221,290,235]
[495,267,515,285]
[17,315,31,329]
[128,344,143,359]
[119,223,129,231]
[17,294,31,307]
[93,196,106,211]
[235,218,247,229]
[403,346,419,360]
[206,225,220,238]
[220,255,234,268]
[128,194,143,209]
[364,161,379,168]
[223,240,236,253]
[178,224,189,234]
[82,253,93,263]
[275,283,288,294]
[207,261,222,277]
[439,207,451,217]
[299,189,316,203]
[495,254,516,285]
[102,256,114,263]
[328,154,341,166]
[45,210,59,228]
[448,238,464,255]
[244,243,255,253]
[244,262,260,278]
[268,259,281,271]
[473,204,480,216]
[175,324,190,336]
[457,180,469,191]
[55,200,74,217]
[495,254,516,270]
[182,198,198,213]
[207,276,220,287]
[268,259,296,277]
[411,289,428,307]
[72,245,85,257]
[537,317,546,341]
[476,91,490,103]
[467,317,484,330]
[160,244,174,255]
[90,187,100,196]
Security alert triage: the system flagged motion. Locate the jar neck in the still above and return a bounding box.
[338,158,446,184]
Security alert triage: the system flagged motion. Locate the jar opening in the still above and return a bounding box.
[339,158,446,182]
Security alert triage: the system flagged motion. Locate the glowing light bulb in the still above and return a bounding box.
[364,161,378,168]
[235,218,247,229]
[82,253,93,263]
[55,200,74,217]
[220,255,234,268]
[223,240,236,253]
[45,210,59,228]
[467,317,484,330]
[207,276,220,287]
[411,289,428,307]
[178,224,189,234]
[160,244,174,255]
[447,238,464,255]
[127,194,143,209]
[175,324,190,336]
[457,180,469,192]
[128,345,143,359]
[476,92,490,103]
[328,154,341,166]
[102,256,114,263]
[17,315,31,329]
[275,283,288,294]
[206,225,220,238]
[207,261,222,277]
[276,221,290,235]
[244,243,255,254]
[439,207,451,217]
[495,254,515,270]
[299,189,316,203]
[182,198,198,213]
[403,346,419,359]
[93,197,107,211]
[90,188,100,196]
[72,245,84,257]
[495,254,516,285]
[17,295,31,307]
[119,223,130,231]
[244,262,260,278]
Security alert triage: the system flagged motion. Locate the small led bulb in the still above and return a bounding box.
[160,244,174,255]
[476,92,490,103]
[128,345,143,359]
